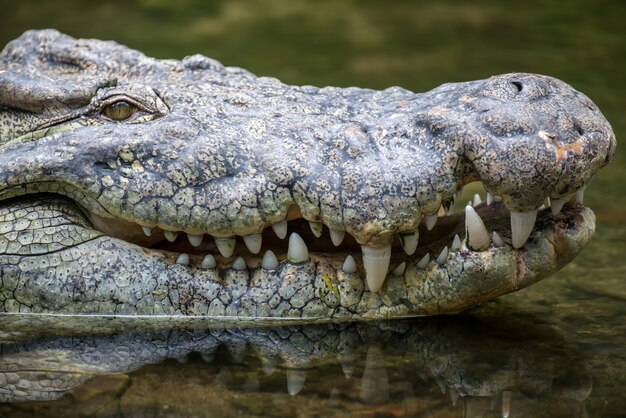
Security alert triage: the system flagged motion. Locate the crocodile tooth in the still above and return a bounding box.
[187,233,203,247]
[473,193,482,206]
[286,369,307,396]
[164,230,178,242]
[438,205,446,216]
[309,221,323,238]
[201,254,216,269]
[549,197,567,215]
[272,220,288,239]
[232,256,247,271]
[201,351,215,363]
[450,234,461,252]
[342,255,357,273]
[288,232,309,264]
[487,192,494,205]
[341,360,355,379]
[392,262,406,276]
[576,188,585,204]
[502,391,511,418]
[492,231,505,248]
[465,205,490,251]
[436,246,449,265]
[400,229,419,255]
[261,250,278,270]
[330,229,345,246]
[176,253,189,265]
[215,237,236,258]
[424,213,438,231]
[510,210,538,249]
[456,188,463,202]
[243,233,262,254]
[361,244,391,292]
[449,388,459,407]
[417,253,430,269]
[142,226,153,236]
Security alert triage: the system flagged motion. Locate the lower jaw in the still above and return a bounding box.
[0,200,594,323]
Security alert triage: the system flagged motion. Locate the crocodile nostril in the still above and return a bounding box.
[511,81,523,92]
[574,124,585,136]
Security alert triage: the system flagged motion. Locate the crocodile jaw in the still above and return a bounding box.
[0,195,595,321]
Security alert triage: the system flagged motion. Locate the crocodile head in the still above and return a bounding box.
[0,30,615,322]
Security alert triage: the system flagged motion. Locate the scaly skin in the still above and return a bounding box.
[0,30,616,322]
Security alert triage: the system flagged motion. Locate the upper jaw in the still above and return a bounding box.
[0,76,612,273]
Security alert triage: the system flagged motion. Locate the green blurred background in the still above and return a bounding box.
[0,0,624,415]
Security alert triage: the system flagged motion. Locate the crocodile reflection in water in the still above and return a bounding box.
[0,308,591,416]
[0,29,615,321]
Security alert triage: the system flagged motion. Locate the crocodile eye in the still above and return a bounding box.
[102,101,137,121]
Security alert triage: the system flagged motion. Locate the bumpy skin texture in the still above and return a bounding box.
[0,30,616,322]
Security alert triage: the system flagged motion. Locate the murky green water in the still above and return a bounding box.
[0,0,624,416]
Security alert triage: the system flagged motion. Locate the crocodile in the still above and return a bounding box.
[0,30,615,322]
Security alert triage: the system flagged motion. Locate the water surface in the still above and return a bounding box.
[0,1,624,416]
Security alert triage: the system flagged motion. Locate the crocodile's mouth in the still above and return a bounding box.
[82,184,590,294]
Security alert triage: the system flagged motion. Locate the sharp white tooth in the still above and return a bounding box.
[392,262,406,276]
[465,205,490,251]
[510,210,537,249]
[164,230,178,242]
[309,221,323,238]
[417,253,430,269]
[330,229,345,246]
[492,231,505,248]
[576,188,585,204]
[487,192,494,205]
[473,193,482,206]
[341,360,355,379]
[424,213,438,231]
[361,244,391,292]
[449,388,459,407]
[342,255,357,273]
[243,233,262,254]
[438,205,446,216]
[261,250,278,270]
[549,197,566,215]
[201,254,216,269]
[502,390,511,418]
[215,237,236,258]
[436,246,449,265]
[272,220,288,239]
[400,229,419,255]
[201,351,215,363]
[187,233,203,247]
[142,226,153,236]
[467,200,473,207]
[232,256,247,271]
[176,253,189,265]
[287,232,309,264]
[286,369,307,396]
[450,234,461,252]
